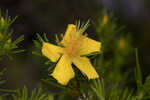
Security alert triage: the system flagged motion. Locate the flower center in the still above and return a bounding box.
[65,34,81,57]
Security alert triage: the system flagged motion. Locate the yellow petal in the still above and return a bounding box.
[73,56,99,79]
[61,24,76,46]
[79,36,101,55]
[51,54,75,85]
[42,42,63,62]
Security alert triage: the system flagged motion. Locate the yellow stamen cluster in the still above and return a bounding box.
[65,34,83,58]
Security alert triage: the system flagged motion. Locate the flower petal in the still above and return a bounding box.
[79,36,101,55]
[73,56,99,79]
[51,54,75,85]
[42,42,64,62]
[61,24,76,46]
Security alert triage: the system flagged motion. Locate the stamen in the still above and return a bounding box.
[65,33,82,57]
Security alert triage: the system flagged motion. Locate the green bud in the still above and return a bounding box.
[0,17,5,27]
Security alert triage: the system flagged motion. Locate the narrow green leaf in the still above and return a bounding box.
[13,35,24,45]
[135,48,143,92]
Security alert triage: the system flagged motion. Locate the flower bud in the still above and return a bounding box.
[0,17,5,27]
[101,14,108,26]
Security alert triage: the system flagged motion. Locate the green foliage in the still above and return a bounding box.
[143,75,150,99]
[32,33,44,57]
[94,13,132,83]
[91,78,105,100]
[134,49,150,99]
[0,68,6,85]
[0,10,24,100]
[0,10,24,59]
[135,48,143,97]
[12,86,48,100]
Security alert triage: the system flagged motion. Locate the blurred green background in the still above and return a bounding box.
[0,0,150,90]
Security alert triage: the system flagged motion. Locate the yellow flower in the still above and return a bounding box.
[42,24,101,85]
